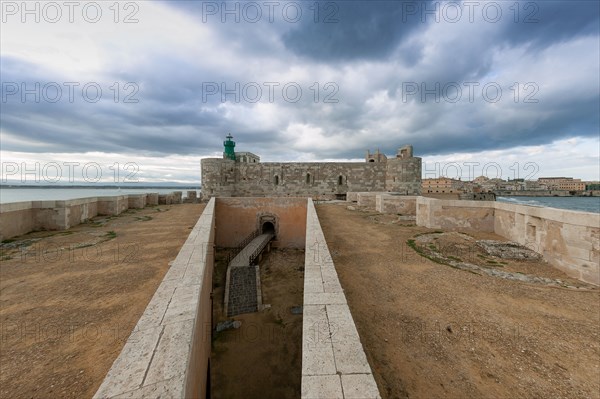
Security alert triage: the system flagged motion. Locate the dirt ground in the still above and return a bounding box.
[316,203,600,399]
[0,203,204,399]
[211,248,304,399]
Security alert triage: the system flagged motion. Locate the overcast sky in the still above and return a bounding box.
[1,0,599,184]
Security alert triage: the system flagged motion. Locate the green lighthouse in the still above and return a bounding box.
[223,133,236,161]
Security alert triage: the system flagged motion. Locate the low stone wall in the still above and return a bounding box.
[64,198,99,228]
[184,191,198,203]
[173,191,183,203]
[146,193,159,206]
[494,202,599,285]
[94,198,216,398]
[97,195,129,216]
[416,197,495,232]
[356,192,378,207]
[0,193,174,241]
[0,201,36,240]
[303,199,380,398]
[128,194,147,209]
[0,198,103,240]
[346,192,359,202]
[158,194,173,205]
[375,194,417,215]
[349,192,416,215]
[416,197,600,285]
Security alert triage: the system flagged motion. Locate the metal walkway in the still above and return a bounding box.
[229,233,274,267]
[225,232,275,316]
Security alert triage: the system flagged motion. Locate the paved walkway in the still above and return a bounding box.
[229,233,274,267]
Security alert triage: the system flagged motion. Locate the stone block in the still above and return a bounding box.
[93,326,163,398]
[341,374,381,399]
[144,320,195,385]
[112,375,185,398]
[301,375,343,399]
[304,292,347,305]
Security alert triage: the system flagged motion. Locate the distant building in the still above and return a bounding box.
[538,177,585,191]
[473,176,489,184]
[422,177,463,194]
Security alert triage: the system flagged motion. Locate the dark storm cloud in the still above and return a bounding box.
[500,1,600,48]
[0,56,231,155]
[1,0,598,164]
[281,1,434,62]
[281,1,599,62]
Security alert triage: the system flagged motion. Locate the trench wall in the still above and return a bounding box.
[215,197,307,248]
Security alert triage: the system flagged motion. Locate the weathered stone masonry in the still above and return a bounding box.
[201,137,422,200]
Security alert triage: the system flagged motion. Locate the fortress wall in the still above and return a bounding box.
[97,195,129,216]
[0,201,36,241]
[415,197,495,232]
[376,194,418,215]
[346,192,359,202]
[32,203,68,231]
[173,191,183,203]
[302,199,381,398]
[385,157,422,194]
[415,197,600,285]
[128,194,147,209]
[215,197,307,248]
[63,198,99,228]
[147,193,159,205]
[24,198,100,232]
[159,194,176,205]
[0,193,168,240]
[494,202,599,285]
[356,192,378,207]
[94,198,216,399]
[201,158,422,200]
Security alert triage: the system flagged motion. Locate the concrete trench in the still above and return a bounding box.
[92,191,600,398]
[93,197,381,398]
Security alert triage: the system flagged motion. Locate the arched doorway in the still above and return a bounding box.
[262,221,275,234]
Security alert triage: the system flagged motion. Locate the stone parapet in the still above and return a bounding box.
[0,192,172,240]
[375,194,418,215]
[302,199,381,398]
[93,198,216,398]
[415,197,599,286]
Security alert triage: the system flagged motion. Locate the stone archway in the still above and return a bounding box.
[257,213,278,237]
[262,221,275,234]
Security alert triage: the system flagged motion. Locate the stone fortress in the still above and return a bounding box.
[2,133,597,399]
[200,134,422,200]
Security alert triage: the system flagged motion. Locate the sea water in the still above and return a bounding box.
[496,196,600,214]
[2,188,598,214]
[0,187,200,204]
